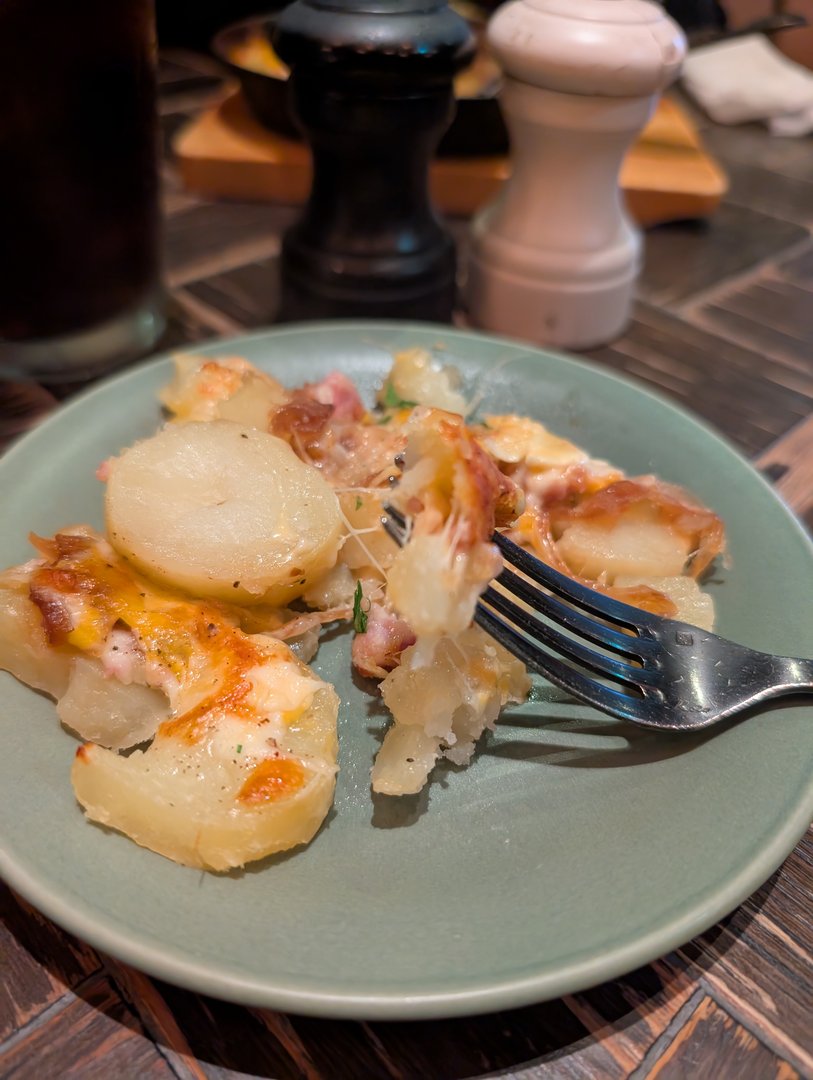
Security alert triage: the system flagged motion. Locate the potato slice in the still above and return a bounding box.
[159,354,288,428]
[57,656,169,750]
[72,683,339,871]
[556,507,691,582]
[378,348,467,414]
[0,573,73,698]
[105,420,343,606]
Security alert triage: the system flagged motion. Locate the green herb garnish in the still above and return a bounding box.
[381,381,417,410]
[355,495,363,511]
[353,580,368,634]
[236,744,243,754]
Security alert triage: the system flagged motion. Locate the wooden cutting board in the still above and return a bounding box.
[174,89,727,226]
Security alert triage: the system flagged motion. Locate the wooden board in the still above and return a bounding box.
[174,90,728,226]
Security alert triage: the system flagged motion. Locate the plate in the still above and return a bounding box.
[2,321,812,1020]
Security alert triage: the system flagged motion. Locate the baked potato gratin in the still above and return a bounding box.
[0,348,725,871]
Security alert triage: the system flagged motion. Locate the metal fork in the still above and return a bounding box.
[382,505,813,731]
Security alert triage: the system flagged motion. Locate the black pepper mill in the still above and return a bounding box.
[272,0,475,323]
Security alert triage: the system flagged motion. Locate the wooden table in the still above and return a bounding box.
[2,52,812,1080]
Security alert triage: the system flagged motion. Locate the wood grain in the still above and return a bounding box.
[757,416,813,526]
[0,974,175,1080]
[585,302,812,455]
[643,995,800,1080]
[0,888,101,1042]
[637,204,809,308]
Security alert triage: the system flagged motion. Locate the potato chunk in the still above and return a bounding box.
[57,656,169,750]
[372,628,530,796]
[72,683,339,871]
[0,573,73,698]
[378,348,467,414]
[105,421,343,606]
[556,507,691,582]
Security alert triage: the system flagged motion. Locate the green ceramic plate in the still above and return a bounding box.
[1,322,812,1020]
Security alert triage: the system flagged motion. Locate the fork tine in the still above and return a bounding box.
[495,566,656,660]
[474,605,661,724]
[384,504,407,528]
[481,585,660,690]
[492,532,658,631]
[381,510,408,547]
[382,504,662,720]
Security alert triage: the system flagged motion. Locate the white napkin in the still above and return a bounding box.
[682,34,813,137]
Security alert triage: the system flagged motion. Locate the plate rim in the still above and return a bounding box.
[2,320,812,1020]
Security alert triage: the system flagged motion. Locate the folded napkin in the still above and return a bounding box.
[682,34,813,136]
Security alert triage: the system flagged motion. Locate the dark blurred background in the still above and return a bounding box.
[155,0,813,69]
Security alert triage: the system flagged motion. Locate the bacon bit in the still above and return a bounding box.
[271,397,334,443]
[29,582,75,643]
[28,532,58,559]
[237,757,307,804]
[75,745,91,763]
[306,371,366,422]
[29,532,95,561]
[351,602,416,679]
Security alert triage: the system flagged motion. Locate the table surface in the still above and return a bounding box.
[1,51,812,1080]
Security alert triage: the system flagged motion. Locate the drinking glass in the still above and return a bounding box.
[0,0,165,387]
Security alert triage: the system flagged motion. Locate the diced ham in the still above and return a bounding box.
[29,582,75,643]
[351,603,417,680]
[307,371,366,422]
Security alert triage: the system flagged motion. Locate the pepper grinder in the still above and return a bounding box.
[273,0,474,323]
[466,0,686,350]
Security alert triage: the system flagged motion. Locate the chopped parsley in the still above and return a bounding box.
[381,381,417,410]
[355,495,363,511]
[353,580,368,634]
[236,744,243,754]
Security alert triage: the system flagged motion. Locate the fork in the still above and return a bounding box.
[382,505,813,731]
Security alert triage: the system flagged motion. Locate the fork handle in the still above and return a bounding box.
[774,655,813,694]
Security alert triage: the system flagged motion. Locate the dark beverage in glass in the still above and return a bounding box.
[0,0,164,381]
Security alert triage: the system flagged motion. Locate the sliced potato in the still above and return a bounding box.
[159,354,288,428]
[478,414,588,469]
[0,575,74,698]
[105,420,343,606]
[72,683,339,871]
[556,507,691,582]
[57,656,169,750]
[379,348,467,414]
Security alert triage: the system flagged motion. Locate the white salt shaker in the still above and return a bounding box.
[466,0,686,350]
